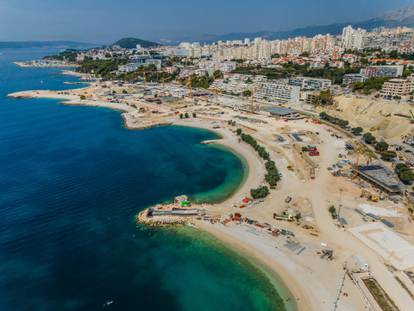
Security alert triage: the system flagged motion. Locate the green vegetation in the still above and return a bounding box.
[362,278,399,311]
[375,141,389,152]
[43,49,79,62]
[395,163,414,184]
[181,74,214,89]
[250,186,270,200]
[362,132,377,145]
[78,58,127,79]
[242,89,252,97]
[352,77,389,95]
[264,160,281,188]
[119,65,177,84]
[113,37,160,49]
[237,129,281,193]
[319,112,349,129]
[379,150,397,162]
[239,132,270,160]
[328,205,338,219]
[233,63,360,84]
[314,90,334,106]
[213,70,224,80]
[351,127,363,136]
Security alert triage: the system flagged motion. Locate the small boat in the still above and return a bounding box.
[103,300,114,307]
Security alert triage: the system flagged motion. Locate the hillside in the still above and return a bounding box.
[113,37,160,49]
[173,5,414,43]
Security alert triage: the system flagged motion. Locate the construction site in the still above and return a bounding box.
[12,76,414,311]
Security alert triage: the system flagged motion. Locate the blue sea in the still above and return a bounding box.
[0,48,289,311]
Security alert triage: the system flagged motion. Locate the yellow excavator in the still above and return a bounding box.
[361,190,379,202]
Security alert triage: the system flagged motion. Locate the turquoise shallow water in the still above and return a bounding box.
[0,47,289,310]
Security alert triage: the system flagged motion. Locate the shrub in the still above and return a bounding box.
[250,186,269,199]
[351,127,363,135]
[363,133,376,145]
[375,141,389,152]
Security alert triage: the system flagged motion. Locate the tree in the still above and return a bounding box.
[328,205,337,219]
[351,127,363,136]
[363,133,376,145]
[179,113,184,119]
[242,89,252,97]
[192,112,197,118]
[315,90,334,106]
[395,163,414,184]
[213,70,224,80]
[399,169,414,184]
[184,112,189,119]
[250,186,270,199]
[375,141,389,152]
[236,128,242,136]
[319,111,328,119]
[80,95,86,100]
[380,150,396,161]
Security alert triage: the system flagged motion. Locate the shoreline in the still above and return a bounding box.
[194,221,305,311]
[6,71,325,311]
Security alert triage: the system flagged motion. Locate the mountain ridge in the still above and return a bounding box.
[161,5,414,44]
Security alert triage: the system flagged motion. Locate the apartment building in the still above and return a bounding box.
[342,73,367,85]
[380,75,414,98]
[255,82,300,103]
[360,65,404,78]
[288,76,332,90]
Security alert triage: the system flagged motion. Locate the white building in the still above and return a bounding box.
[255,82,301,103]
[288,76,332,90]
[380,75,414,98]
[342,25,366,50]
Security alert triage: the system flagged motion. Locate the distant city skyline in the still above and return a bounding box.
[0,0,413,43]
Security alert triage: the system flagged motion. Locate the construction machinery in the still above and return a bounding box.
[360,190,379,202]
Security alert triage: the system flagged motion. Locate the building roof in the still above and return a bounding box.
[357,165,403,193]
[264,106,295,116]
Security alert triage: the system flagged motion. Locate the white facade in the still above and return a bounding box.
[255,82,301,103]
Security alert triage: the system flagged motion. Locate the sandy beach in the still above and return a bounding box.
[8,86,309,309]
[9,72,414,311]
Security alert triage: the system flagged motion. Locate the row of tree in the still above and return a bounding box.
[236,129,282,199]
[395,163,414,184]
[319,112,349,129]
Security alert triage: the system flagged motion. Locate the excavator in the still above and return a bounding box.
[360,190,380,202]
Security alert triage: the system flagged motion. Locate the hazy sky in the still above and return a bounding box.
[0,0,413,43]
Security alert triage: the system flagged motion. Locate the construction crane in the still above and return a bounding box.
[143,71,147,87]
[249,88,256,113]
[186,76,193,100]
[352,141,375,178]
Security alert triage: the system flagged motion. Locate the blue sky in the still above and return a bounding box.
[0,0,413,43]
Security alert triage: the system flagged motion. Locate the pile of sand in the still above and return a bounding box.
[319,95,414,142]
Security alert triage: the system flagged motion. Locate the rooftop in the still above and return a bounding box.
[263,106,296,116]
[356,165,402,193]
